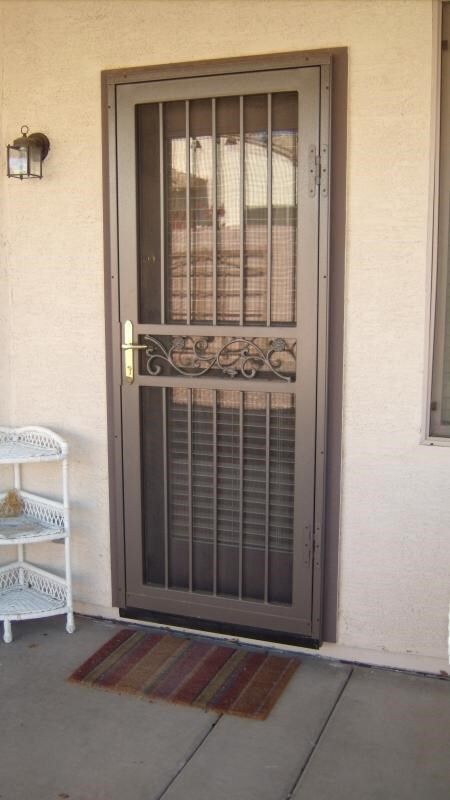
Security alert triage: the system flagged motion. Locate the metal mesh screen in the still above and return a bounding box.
[137,92,298,327]
[142,387,294,605]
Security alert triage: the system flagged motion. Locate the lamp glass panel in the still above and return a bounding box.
[8,145,28,177]
[29,142,42,177]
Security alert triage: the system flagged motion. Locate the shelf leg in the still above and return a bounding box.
[3,620,12,644]
[66,612,75,634]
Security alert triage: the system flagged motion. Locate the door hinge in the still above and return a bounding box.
[303,525,313,567]
[314,525,321,569]
[308,145,328,199]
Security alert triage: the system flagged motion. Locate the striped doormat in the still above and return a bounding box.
[69,628,300,720]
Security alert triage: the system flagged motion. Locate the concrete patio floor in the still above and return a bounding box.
[1,615,449,800]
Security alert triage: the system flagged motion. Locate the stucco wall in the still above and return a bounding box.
[0,0,447,668]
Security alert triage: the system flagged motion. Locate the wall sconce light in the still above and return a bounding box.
[6,125,50,179]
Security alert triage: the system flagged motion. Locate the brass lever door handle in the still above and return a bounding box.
[122,320,146,384]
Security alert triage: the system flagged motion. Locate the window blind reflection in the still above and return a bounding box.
[136,91,298,327]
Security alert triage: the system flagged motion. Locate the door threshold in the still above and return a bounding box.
[119,607,320,649]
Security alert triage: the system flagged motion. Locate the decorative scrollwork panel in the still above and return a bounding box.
[138,336,296,382]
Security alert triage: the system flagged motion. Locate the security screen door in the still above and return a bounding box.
[116,66,323,637]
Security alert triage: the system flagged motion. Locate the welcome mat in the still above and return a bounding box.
[69,628,300,720]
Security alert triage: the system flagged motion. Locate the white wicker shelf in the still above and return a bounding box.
[0,426,74,643]
[0,426,66,464]
[0,491,66,545]
[0,564,68,619]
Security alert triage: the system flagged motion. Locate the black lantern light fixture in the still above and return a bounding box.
[7,125,50,179]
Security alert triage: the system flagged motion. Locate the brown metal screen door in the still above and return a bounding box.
[116,67,322,638]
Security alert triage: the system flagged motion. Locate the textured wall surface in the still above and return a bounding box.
[0,0,447,666]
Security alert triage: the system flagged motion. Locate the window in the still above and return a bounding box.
[430,2,450,437]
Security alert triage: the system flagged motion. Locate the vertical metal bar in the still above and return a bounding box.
[162,387,169,588]
[264,393,270,603]
[267,94,272,327]
[239,391,244,599]
[213,389,218,596]
[212,98,217,326]
[186,100,191,325]
[239,95,245,326]
[187,388,193,591]
[159,102,166,324]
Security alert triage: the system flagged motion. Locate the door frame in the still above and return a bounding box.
[101,48,347,645]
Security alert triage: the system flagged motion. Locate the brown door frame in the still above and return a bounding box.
[119,67,320,638]
[101,48,347,644]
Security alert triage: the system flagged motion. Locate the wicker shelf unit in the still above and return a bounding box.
[0,426,74,643]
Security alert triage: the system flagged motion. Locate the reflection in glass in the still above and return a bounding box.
[167,387,189,589]
[216,96,241,324]
[191,388,215,592]
[271,92,298,324]
[137,91,298,327]
[165,102,187,322]
[190,100,213,323]
[269,392,295,603]
[136,104,161,323]
[244,95,268,324]
[145,387,295,603]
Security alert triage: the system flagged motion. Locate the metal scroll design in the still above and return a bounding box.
[142,336,295,382]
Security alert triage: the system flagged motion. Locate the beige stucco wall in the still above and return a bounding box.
[0,0,448,670]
